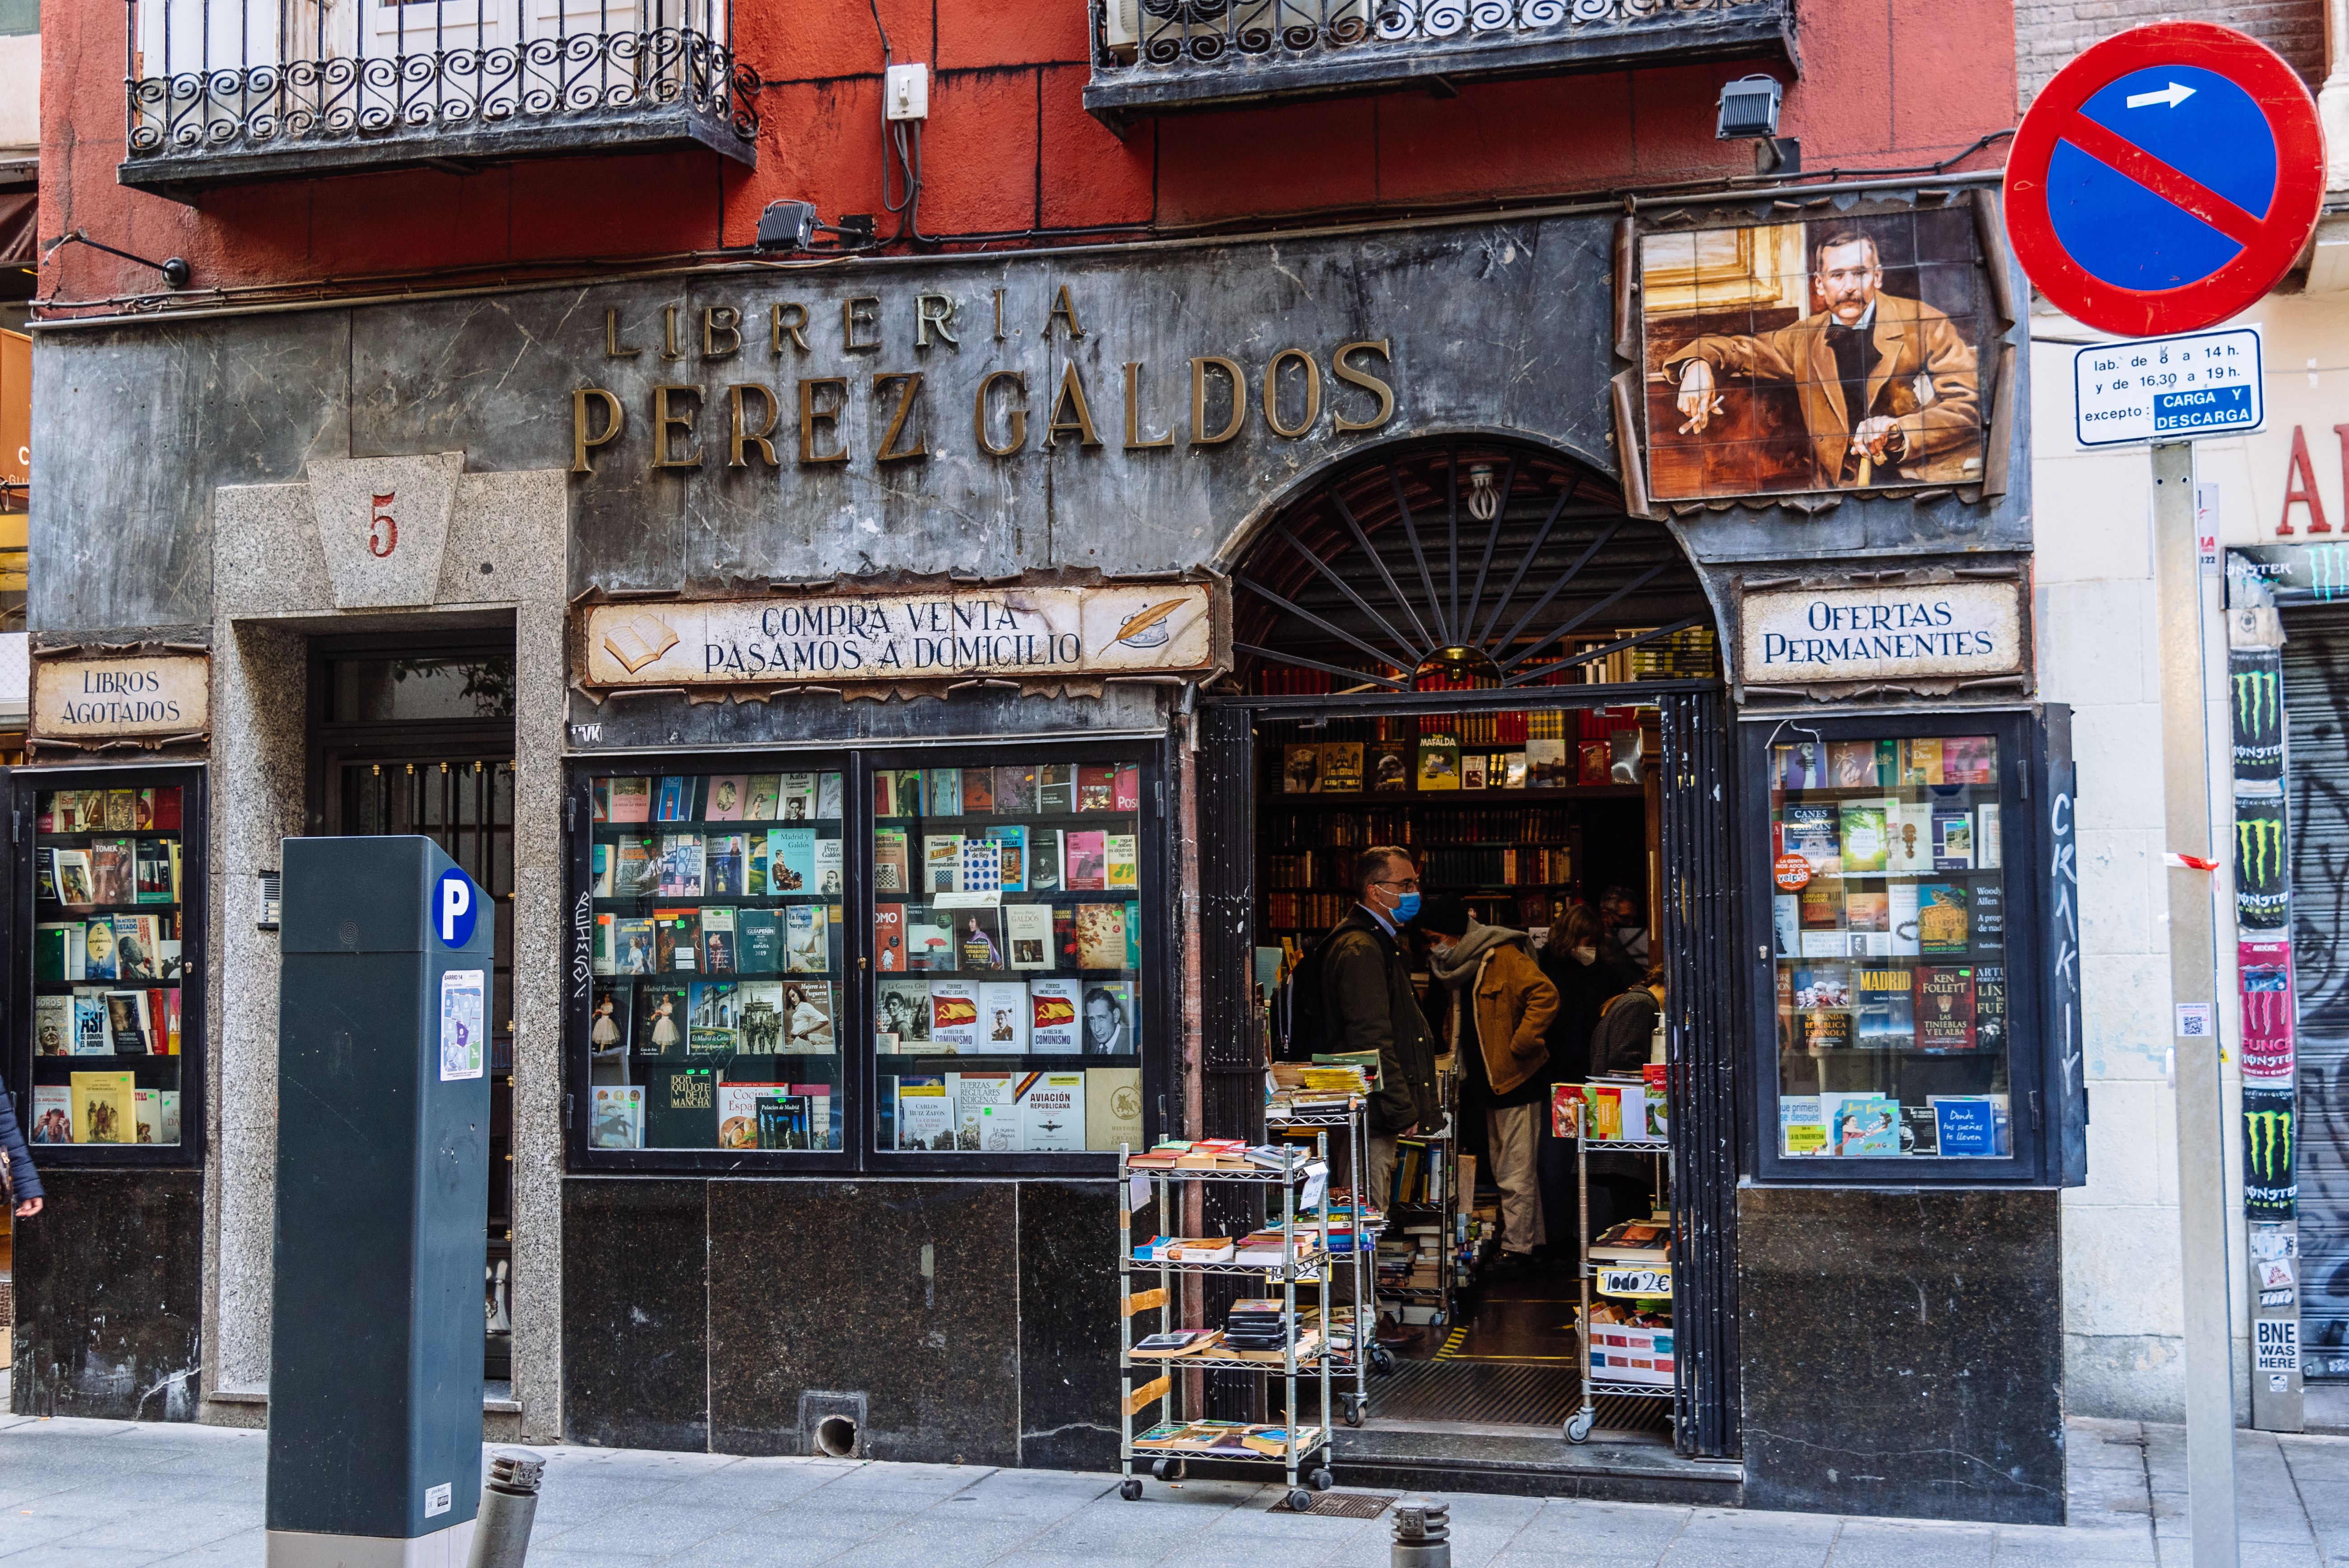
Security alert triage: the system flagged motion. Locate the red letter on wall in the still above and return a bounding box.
[2281,425,2331,535]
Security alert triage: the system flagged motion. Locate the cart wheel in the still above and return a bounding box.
[1342,1394,1365,1428]
[1151,1457,1186,1482]
[1287,1487,1314,1512]
[1309,1468,1334,1492]
[1565,1410,1596,1444]
[1120,1478,1145,1501]
[1369,1345,1396,1376]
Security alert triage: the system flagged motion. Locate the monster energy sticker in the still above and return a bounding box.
[2240,945,2296,1085]
[2228,647,2284,781]
[2234,788,2290,931]
[2230,541,2349,605]
[2244,1086,2298,1220]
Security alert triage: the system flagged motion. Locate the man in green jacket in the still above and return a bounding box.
[1320,846,1442,1208]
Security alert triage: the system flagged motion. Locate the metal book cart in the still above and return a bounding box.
[1380,1072,1460,1334]
[1117,1140,1337,1510]
[1264,1094,1390,1426]
[1565,1097,1673,1444]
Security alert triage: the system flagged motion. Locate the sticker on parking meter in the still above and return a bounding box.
[435,866,478,948]
[440,969,485,1082]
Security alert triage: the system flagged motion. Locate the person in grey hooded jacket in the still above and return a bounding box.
[1418,897,1558,1268]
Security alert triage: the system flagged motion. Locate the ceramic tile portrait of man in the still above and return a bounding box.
[1641,210,1990,501]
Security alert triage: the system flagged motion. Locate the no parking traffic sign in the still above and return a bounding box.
[2006,23,2325,337]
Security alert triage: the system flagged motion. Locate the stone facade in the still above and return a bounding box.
[2016,0,2325,108]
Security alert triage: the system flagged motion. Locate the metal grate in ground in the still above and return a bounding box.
[1273,1491,1397,1517]
[1366,1357,1672,1437]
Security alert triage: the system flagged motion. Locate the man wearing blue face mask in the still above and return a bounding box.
[1321,846,1443,1211]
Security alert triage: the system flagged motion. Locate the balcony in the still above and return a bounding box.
[1084,0,1797,127]
[119,0,757,201]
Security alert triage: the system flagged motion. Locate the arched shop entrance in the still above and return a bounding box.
[1194,436,1741,1467]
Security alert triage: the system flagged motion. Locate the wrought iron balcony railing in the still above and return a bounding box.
[119,0,757,201]
[1085,0,1797,125]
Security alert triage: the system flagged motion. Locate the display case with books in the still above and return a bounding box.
[10,766,206,1163]
[575,765,850,1162]
[873,753,1152,1164]
[1742,711,2073,1185]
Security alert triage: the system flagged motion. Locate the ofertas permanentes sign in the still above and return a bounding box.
[581,583,1216,688]
[2074,325,2264,445]
[1738,582,2023,684]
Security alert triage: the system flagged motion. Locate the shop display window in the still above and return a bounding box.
[15,768,207,1161]
[583,768,847,1153]
[873,760,1146,1157]
[1764,730,2017,1164]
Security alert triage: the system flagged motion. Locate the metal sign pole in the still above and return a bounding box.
[2152,439,2241,1568]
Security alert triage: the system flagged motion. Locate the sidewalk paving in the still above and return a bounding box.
[1,1411,2343,1567]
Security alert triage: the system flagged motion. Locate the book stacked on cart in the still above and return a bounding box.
[1128,1137,1311,1176]
[1132,1421,1328,1457]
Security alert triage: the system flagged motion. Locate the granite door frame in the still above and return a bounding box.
[204,461,568,1441]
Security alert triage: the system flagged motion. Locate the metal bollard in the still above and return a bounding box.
[1391,1495,1450,1568]
[465,1451,546,1568]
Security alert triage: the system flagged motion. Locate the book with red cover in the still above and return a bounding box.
[1915,966,1976,1051]
[1077,766,1116,812]
[1113,765,1141,812]
[873,904,907,974]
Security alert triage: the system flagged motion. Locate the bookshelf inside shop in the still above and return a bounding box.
[27,778,196,1153]
[1257,707,1650,943]
[1117,1136,1338,1508]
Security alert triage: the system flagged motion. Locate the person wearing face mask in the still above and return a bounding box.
[1320,846,1443,1209]
[1416,896,1558,1272]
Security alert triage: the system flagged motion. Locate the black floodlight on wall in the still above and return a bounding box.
[755,200,820,253]
[1717,74,1796,175]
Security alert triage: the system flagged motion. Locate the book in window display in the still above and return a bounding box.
[931,980,981,1052]
[1084,981,1136,1057]
[1915,966,1976,1051]
[1029,978,1082,1054]
[687,980,739,1054]
[784,906,828,973]
[898,1078,954,1150]
[1916,885,1968,955]
[645,1066,717,1147]
[905,909,952,970]
[782,983,836,1053]
[638,986,686,1055]
[980,982,1029,1050]
[956,910,1005,971]
[957,1072,1017,1151]
[1039,765,1076,814]
[737,983,786,1054]
[1075,903,1126,970]
[878,978,930,1048]
[29,1086,70,1144]
[738,909,782,974]
[996,765,1038,814]
[1018,1071,1086,1150]
[591,1086,643,1149]
[590,989,629,1058]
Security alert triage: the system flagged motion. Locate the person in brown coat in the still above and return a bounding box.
[1418,896,1558,1268]
[1664,229,1982,489]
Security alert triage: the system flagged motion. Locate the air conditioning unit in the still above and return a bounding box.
[1103,0,1141,56]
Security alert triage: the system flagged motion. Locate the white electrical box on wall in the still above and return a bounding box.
[885,63,929,121]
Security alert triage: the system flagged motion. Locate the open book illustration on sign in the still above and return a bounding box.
[603,614,681,674]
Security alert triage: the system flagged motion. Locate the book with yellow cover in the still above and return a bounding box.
[70,1069,136,1145]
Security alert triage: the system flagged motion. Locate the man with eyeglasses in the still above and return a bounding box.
[1321,846,1443,1212]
